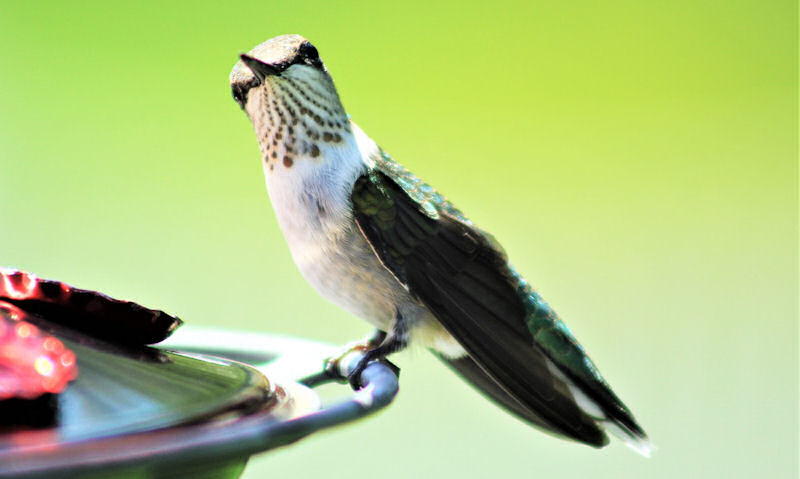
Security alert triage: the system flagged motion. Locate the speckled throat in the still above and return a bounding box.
[255,73,351,171]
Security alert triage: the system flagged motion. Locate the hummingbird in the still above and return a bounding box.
[230,34,650,455]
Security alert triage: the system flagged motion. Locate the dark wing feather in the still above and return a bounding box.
[353,152,648,448]
[352,169,608,445]
[437,353,561,435]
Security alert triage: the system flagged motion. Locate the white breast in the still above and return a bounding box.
[262,124,398,330]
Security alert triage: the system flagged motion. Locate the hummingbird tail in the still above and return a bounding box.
[548,361,654,457]
[602,418,655,457]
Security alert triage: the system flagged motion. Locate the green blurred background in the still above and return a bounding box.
[0,1,796,477]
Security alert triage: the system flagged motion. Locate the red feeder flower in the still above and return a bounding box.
[0,302,78,400]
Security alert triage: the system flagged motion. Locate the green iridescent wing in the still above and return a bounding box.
[352,149,647,446]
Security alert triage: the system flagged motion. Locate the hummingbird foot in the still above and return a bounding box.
[324,311,408,389]
[346,310,408,389]
[324,329,382,373]
[322,329,385,382]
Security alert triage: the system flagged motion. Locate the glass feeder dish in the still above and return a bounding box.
[0,269,399,479]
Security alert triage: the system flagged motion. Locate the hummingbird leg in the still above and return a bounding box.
[346,310,408,389]
[323,328,389,382]
[365,329,388,349]
[324,316,406,388]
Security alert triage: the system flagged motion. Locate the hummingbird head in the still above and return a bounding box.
[230,34,351,171]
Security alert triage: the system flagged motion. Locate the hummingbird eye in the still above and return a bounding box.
[297,42,323,70]
[299,42,319,60]
[232,86,246,109]
[231,78,260,110]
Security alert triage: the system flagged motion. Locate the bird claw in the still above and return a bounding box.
[345,354,374,389]
[346,353,400,390]
[324,341,399,390]
[323,342,370,384]
[324,330,388,384]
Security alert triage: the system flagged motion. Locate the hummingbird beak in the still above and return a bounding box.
[240,54,280,81]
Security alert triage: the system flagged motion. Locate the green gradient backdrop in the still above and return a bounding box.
[0,1,796,478]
